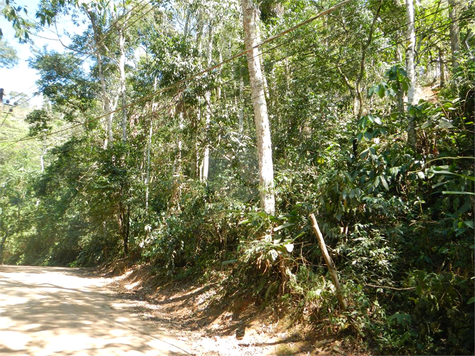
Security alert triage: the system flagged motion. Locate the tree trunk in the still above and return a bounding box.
[0,217,7,265]
[86,11,114,149]
[239,75,244,133]
[171,109,184,212]
[40,136,47,173]
[439,47,446,88]
[87,11,114,149]
[355,0,382,118]
[0,231,8,265]
[242,0,275,215]
[200,24,213,184]
[145,117,153,212]
[119,24,128,143]
[405,0,417,149]
[394,47,405,116]
[201,92,211,183]
[448,0,460,69]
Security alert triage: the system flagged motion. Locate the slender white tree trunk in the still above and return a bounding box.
[448,0,460,69]
[242,0,275,215]
[87,11,114,149]
[405,0,417,149]
[145,118,153,212]
[146,78,159,212]
[439,47,446,88]
[40,137,47,173]
[171,110,184,212]
[200,24,213,184]
[239,76,244,133]
[119,23,128,143]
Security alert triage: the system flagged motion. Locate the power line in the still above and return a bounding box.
[61,0,153,58]
[215,2,470,99]
[1,0,354,146]
[1,0,154,109]
[2,0,470,146]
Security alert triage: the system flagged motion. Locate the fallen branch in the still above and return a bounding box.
[364,283,416,291]
[309,214,347,310]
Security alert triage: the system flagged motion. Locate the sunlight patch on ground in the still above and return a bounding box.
[0,266,191,356]
[125,280,141,290]
[0,331,31,350]
[0,296,28,306]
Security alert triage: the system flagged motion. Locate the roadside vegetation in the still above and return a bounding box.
[0,0,473,354]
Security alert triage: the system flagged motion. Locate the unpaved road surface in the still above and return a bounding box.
[0,265,192,356]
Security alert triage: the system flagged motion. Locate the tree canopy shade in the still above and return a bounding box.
[0,0,473,354]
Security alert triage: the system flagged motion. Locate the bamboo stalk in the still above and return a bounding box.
[309,213,347,310]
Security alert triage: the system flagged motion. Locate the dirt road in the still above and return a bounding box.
[0,265,192,356]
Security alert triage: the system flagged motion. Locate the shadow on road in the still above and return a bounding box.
[0,265,192,356]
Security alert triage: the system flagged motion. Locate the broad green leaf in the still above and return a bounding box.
[374,175,380,188]
[438,119,454,129]
[274,222,295,232]
[432,170,475,181]
[380,175,389,191]
[442,191,475,196]
[464,220,474,229]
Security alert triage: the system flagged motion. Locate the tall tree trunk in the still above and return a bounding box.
[184,9,191,38]
[145,118,153,211]
[355,0,382,118]
[0,231,8,265]
[405,0,417,149]
[448,0,460,69]
[87,11,114,149]
[242,0,275,215]
[40,135,47,173]
[239,75,245,133]
[439,47,446,88]
[395,47,405,116]
[200,24,213,184]
[171,109,184,212]
[145,76,158,213]
[0,216,7,265]
[118,24,128,143]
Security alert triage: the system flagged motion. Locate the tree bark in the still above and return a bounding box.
[448,0,460,69]
[355,0,382,118]
[200,23,213,184]
[0,231,8,265]
[439,47,446,88]
[242,0,275,215]
[0,217,7,264]
[87,11,114,149]
[118,24,128,143]
[405,0,417,149]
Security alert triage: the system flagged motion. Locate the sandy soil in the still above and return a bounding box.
[100,263,344,356]
[0,264,342,355]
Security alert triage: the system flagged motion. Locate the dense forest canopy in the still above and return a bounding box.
[0,0,474,354]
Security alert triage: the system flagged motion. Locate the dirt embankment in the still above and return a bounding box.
[100,261,348,356]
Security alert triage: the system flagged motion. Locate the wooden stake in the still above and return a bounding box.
[309,214,347,310]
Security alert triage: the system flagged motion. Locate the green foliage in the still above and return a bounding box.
[1,1,473,355]
[29,50,98,119]
[0,38,18,68]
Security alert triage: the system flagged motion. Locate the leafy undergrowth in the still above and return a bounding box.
[97,260,363,356]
